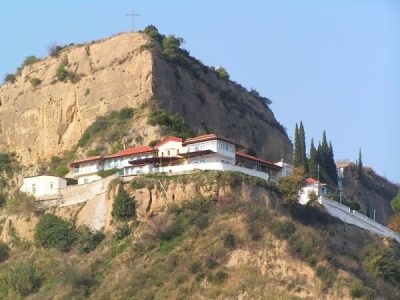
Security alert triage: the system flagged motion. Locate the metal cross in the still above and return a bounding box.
[125,7,140,32]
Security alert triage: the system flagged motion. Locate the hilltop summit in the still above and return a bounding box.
[0,31,292,165]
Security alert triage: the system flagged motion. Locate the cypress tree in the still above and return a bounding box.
[357,149,363,178]
[308,139,318,179]
[299,121,308,175]
[328,141,338,186]
[293,123,302,167]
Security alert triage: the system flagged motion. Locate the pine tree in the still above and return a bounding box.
[293,123,302,167]
[308,139,318,179]
[299,121,308,175]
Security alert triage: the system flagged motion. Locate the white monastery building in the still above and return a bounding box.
[20,175,67,198]
[70,134,292,185]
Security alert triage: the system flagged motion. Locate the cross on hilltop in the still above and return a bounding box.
[125,7,140,32]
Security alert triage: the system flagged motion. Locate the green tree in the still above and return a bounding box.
[299,121,308,175]
[162,35,184,60]
[357,148,363,178]
[278,167,306,205]
[34,214,76,252]
[293,123,301,168]
[308,139,318,179]
[112,185,136,220]
[391,190,400,212]
[216,67,230,80]
[143,25,163,42]
[4,73,16,83]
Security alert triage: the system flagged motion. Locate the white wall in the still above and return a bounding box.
[320,197,400,243]
[187,140,236,159]
[124,164,153,176]
[73,161,102,176]
[21,176,67,198]
[275,161,293,177]
[77,174,102,185]
[104,153,155,170]
[187,154,235,165]
[158,141,187,157]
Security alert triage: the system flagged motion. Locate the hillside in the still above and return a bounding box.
[341,163,399,224]
[1,172,400,299]
[0,30,292,166]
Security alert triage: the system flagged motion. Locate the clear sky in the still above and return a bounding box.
[1,0,399,183]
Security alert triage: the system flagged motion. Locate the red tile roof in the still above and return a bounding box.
[236,152,281,169]
[70,156,103,166]
[105,146,155,159]
[305,178,319,185]
[156,136,183,148]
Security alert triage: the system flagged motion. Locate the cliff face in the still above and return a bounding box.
[152,50,292,162]
[0,33,153,163]
[341,164,398,224]
[0,32,292,165]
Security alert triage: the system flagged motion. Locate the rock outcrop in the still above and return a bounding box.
[0,31,292,165]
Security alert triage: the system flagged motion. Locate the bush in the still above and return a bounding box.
[117,107,134,120]
[56,64,68,81]
[272,220,296,239]
[67,71,81,83]
[316,265,336,288]
[162,35,184,61]
[391,190,400,212]
[18,56,41,74]
[189,262,202,274]
[112,185,136,220]
[350,282,374,299]
[98,168,120,178]
[114,224,131,240]
[49,44,63,57]
[143,25,163,42]
[223,233,236,249]
[34,214,76,252]
[388,212,400,233]
[0,242,9,262]
[55,165,69,177]
[0,193,7,207]
[77,226,105,254]
[362,243,400,282]
[208,270,228,284]
[1,261,42,296]
[4,73,16,83]
[288,233,316,266]
[147,109,193,139]
[278,167,306,205]
[64,266,95,292]
[216,67,229,80]
[29,77,42,87]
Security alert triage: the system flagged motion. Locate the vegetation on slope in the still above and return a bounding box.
[0,172,399,299]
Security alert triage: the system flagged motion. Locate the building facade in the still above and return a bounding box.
[20,175,67,199]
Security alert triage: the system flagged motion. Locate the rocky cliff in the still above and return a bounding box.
[0,31,292,165]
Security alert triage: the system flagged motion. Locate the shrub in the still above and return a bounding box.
[288,233,316,266]
[350,282,374,299]
[208,270,228,284]
[131,179,146,190]
[1,261,42,296]
[0,242,9,262]
[114,224,131,240]
[362,243,400,281]
[6,192,37,215]
[4,73,16,83]
[206,258,218,270]
[141,213,178,243]
[143,25,163,42]
[78,131,90,147]
[0,193,7,207]
[147,109,193,139]
[55,165,69,177]
[278,167,306,205]
[223,233,236,249]
[189,262,202,274]
[112,185,136,220]
[162,35,184,61]
[56,64,68,81]
[388,212,400,233]
[64,266,95,292]
[67,71,81,83]
[216,67,229,80]
[272,220,296,239]
[20,55,40,68]
[77,226,105,254]
[29,77,42,87]
[316,265,336,288]
[117,107,134,120]
[49,44,63,57]
[34,214,76,252]
[391,190,400,212]
[98,168,120,178]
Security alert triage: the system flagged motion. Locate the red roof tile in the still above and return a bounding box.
[105,146,155,159]
[236,152,281,169]
[156,136,183,148]
[305,178,319,185]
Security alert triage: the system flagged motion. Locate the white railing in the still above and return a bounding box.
[157,162,270,182]
[319,197,400,243]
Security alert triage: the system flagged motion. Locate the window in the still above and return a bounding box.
[32,184,36,194]
[50,182,54,189]
[167,150,170,156]
[84,178,89,184]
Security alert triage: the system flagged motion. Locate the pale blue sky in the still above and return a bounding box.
[1,0,399,182]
